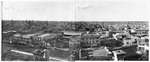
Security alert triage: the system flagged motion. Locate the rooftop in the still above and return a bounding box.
[22,33,41,38]
[109,45,139,58]
[112,50,126,55]
[47,48,71,60]
[135,29,149,31]
[81,34,100,38]
[37,33,51,37]
[61,31,83,36]
[89,48,110,57]
[14,34,21,37]
[81,47,110,58]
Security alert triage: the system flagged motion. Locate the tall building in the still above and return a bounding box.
[80,31,101,48]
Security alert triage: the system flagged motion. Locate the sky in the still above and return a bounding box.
[2,0,149,21]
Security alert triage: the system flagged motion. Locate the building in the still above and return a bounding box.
[21,33,42,44]
[80,31,101,48]
[122,38,135,46]
[135,29,148,34]
[61,31,83,39]
[31,33,58,47]
[9,33,22,43]
[79,47,112,60]
[136,36,149,54]
[112,33,132,40]
[10,33,41,45]
[109,45,141,60]
[88,47,111,57]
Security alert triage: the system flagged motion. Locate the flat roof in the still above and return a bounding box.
[37,33,51,37]
[81,47,110,57]
[89,48,109,56]
[61,31,83,35]
[110,31,125,33]
[14,34,21,37]
[22,33,40,38]
[109,45,138,58]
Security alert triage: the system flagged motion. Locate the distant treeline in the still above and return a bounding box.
[2,20,148,32]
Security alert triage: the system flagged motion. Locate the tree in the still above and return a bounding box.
[109,25,117,31]
[74,22,87,31]
[25,20,34,29]
[69,37,81,54]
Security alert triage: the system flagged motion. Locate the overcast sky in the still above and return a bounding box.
[2,0,149,21]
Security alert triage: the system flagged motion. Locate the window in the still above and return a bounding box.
[145,39,149,42]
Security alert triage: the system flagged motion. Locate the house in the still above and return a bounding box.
[99,31,109,38]
[80,31,101,48]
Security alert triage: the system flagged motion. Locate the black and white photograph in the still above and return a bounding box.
[1,0,149,61]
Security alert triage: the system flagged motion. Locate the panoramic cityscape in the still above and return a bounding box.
[1,0,149,61]
[2,21,149,61]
